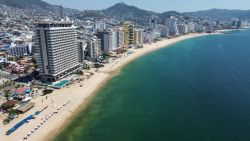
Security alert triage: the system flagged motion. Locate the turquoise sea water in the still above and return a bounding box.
[55,30,250,141]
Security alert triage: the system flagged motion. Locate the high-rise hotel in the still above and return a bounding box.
[123,22,134,47]
[33,21,81,82]
[166,16,179,36]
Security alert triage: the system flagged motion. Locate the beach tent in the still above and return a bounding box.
[16,102,35,113]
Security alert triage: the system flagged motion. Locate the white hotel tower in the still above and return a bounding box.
[33,21,81,82]
[166,16,179,36]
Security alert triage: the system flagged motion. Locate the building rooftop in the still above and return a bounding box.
[35,20,73,28]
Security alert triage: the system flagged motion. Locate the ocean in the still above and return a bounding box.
[54,30,250,141]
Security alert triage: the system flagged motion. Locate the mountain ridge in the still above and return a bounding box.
[184,9,250,20]
[1,0,250,23]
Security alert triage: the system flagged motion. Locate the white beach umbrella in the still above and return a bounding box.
[27,132,31,136]
[31,129,35,133]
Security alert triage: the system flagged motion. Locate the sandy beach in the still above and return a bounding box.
[0,32,215,141]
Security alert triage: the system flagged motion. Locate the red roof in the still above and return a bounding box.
[3,100,16,106]
[15,87,31,95]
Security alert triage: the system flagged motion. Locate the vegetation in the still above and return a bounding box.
[136,45,144,49]
[75,70,84,76]
[0,80,14,90]
[3,118,10,125]
[3,89,11,100]
[101,53,110,60]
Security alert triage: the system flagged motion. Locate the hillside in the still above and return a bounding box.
[1,0,249,24]
[77,3,184,25]
[0,0,53,9]
[185,9,250,20]
[0,0,80,18]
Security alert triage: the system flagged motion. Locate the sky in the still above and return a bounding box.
[43,0,250,13]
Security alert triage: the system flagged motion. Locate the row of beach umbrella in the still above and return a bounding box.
[20,100,72,141]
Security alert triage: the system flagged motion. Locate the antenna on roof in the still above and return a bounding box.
[60,5,63,19]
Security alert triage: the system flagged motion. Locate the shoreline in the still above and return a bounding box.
[0,32,217,141]
[217,28,248,32]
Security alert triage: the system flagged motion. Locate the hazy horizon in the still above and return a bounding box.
[43,0,250,12]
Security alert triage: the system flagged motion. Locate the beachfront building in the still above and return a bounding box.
[143,29,153,43]
[117,29,125,48]
[97,30,112,52]
[236,21,242,28]
[231,18,240,28]
[166,16,179,36]
[188,22,196,32]
[149,16,157,30]
[33,21,81,82]
[86,36,101,60]
[195,24,205,33]
[134,29,143,45]
[177,24,189,34]
[123,22,134,46]
[97,29,118,52]
[111,31,118,51]
[78,39,87,63]
[160,26,170,37]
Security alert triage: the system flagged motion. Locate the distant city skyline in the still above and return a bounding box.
[43,0,250,12]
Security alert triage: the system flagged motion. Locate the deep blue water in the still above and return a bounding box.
[55,30,250,141]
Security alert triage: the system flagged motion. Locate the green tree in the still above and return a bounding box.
[4,91,11,100]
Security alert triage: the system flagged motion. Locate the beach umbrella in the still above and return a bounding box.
[23,136,27,139]
[27,132,31,136]
[31,129,35,133]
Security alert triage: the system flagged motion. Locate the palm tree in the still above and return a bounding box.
[4,90,11,100]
